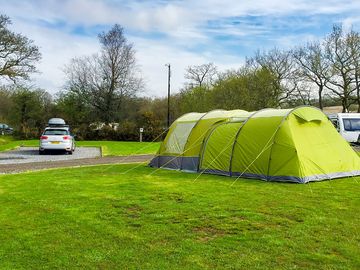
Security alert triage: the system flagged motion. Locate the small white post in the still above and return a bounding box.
[139,127,144,142]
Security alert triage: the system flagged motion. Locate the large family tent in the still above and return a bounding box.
[149,106,360,183]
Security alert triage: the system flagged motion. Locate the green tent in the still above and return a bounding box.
[149,106,360,183]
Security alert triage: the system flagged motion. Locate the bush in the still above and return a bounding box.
[71,120,166,142]
[12,128,41,140]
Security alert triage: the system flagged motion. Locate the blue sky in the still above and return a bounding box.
[2,0,360,96]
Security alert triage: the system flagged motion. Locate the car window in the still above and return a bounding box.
[43,129,69,135]
[330,119,338,128]
[343,119,360,131]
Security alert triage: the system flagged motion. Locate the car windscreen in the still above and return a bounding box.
[343,118,360,131]
[43,129,69,135]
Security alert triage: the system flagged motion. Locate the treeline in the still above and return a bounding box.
[0,85,167,140]
[176,25,360,114]
[1,13,360,141]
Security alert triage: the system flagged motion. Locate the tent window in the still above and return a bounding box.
[343,118,360,131]
[165,122,197,154]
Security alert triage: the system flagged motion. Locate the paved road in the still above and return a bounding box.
[0,146,154,174]
[0,147,101,164]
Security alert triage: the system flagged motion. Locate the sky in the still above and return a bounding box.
[2,0,360,97]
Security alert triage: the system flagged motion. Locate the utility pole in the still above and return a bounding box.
[165,63,171,128]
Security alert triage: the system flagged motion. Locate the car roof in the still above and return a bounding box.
[44,127,70,130]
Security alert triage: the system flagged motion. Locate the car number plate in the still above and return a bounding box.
[51,141,60,144]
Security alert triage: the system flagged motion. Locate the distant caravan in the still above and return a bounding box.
[328,113,360,143]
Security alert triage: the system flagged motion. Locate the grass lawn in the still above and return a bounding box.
[0,136,160,156]
[77,141,160,156]
[0,164,359,269]
[0,136,38,152]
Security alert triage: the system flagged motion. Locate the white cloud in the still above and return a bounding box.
[1,0,360,97]
[132,36,245,97]
[7,18,100,93]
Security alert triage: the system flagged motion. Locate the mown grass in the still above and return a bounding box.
[0,164,359,269]
[0,136,37,152]
[77,140,160,156]
[0,136,160,156]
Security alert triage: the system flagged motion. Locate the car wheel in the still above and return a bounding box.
[39,150,44,155]
[67,150,73,155]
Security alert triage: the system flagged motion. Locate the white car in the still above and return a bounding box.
[39,127,75,155]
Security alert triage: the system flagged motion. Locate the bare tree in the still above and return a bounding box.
[65,24,143,123]
[185,63,217,88]
[324,25,356,112]
[347,30,360,112]
[248,48,300,107]
[293,42,330,109]
[0,15,41,82]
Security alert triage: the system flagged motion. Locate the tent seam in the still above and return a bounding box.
[228,109,272,177]
[180,109,225,170]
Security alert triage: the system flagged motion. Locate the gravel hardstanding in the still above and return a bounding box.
[0,147,101,164]
[0,146,154,174]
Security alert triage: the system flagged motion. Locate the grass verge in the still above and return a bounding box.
[0,164,359,269]
[0,136,37,152]
[77,140,160,156]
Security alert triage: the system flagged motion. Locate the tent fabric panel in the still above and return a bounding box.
[225,109,249,118]
[162,121,197,155]
[176,112,206,122]
[251,109,291,118]
[183,118,227,157]
[200,122,243,172]
[200,109,249,120]
[288,112,360,177]
[158,112,205,154]
[267,119,301,177]
[184,110,251,157]
[181,110,225,158]
[200,110,229,120]
[268,143,301,177]
[292,106,326,122]
[231,116,284,176]
[159,122,177,154]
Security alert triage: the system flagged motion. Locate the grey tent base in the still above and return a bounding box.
[202,169,360,183]
[149,155,199,171]
[149,156,360,183]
